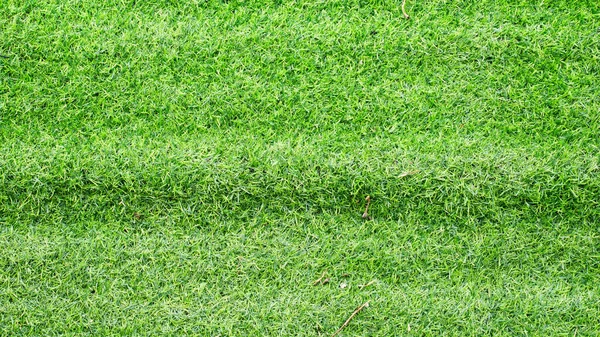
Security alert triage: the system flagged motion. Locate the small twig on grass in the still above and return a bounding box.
[332,301,370,337]
[358,280,375,289]
[362,195,371,219]
[313,270,327,286]
[401,0,410,19]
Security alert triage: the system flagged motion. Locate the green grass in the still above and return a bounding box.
[1,0,599,335]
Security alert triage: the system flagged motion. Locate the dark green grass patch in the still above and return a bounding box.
[1,0,599,335]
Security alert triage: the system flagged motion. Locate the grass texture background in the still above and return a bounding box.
[1,0,599,335]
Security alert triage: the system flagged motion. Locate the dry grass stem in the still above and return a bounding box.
[362,195,371,219]
[402,0,410,19]
[399,170,420,177]
[331,301,371,337]
[313,270,327,286]
[358,280,375,289]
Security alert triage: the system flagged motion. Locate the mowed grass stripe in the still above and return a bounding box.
[1,136,599,226]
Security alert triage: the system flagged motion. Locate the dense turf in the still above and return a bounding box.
[1,0,599,335]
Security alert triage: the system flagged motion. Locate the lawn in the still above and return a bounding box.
[1,0,599,335]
